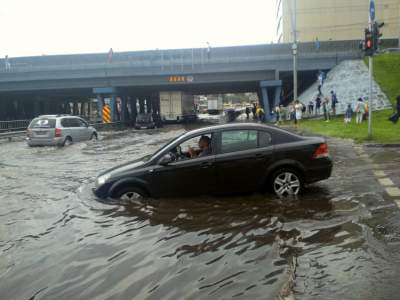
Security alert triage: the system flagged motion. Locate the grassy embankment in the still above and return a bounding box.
[297,53,400,143]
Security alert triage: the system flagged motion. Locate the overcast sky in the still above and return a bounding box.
[1,0,277,58]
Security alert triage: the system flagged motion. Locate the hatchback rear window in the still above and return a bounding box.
[29,118,56,128]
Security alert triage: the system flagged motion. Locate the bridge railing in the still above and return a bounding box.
[0,40,374,75]
[0,119,31,133]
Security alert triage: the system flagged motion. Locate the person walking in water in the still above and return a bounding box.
[355,98,366,124]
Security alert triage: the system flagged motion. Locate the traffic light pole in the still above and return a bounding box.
[368,55,373,138]
[368,14,373,139]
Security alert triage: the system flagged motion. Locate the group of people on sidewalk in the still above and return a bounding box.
[245,103,265,122]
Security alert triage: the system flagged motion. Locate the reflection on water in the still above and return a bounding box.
[1,127,400,300]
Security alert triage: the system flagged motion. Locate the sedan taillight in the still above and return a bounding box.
[55,128,62,137]
[313,143,329,159]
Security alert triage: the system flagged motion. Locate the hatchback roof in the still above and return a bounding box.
[36,114,73,118]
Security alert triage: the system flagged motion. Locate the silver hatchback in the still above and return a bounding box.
[27,115,98,147]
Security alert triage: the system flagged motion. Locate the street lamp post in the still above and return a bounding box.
[292,0,298,102]
[368,0,375,138]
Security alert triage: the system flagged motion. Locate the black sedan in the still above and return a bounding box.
[94,123,332,200]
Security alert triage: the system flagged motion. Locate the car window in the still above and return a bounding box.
[259,131,272,148]
[77,119,88,127]
[60,118,70,127]
[29,118,56,128]
[179,134,212,153]
[221,130,257,153]
[166,133,213,161]
[68,118,81,128]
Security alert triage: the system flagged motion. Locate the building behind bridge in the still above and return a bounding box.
[276,0,400,43]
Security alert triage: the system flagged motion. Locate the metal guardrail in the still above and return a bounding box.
[0,131,26,141]
[0,119,31,133]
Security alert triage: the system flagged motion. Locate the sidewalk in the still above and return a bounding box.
[354,144,400,206]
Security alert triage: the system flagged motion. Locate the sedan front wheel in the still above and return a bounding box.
[111,186,148,202]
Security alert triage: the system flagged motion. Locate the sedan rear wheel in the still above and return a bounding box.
[272,169,302,196]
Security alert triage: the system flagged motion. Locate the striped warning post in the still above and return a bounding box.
[102,104,112,123]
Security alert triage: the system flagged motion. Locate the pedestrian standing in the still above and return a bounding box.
[322,97,330,122]
[389,96,400,124]
[317,74,323,95]
[274,106,280,125]
[279,105,285,124]
[315,37,320,52]
[330,91,338,116]
[252,103,257,120]
[315,96,322,115]
[355,98,365,124]
[288,103,295,121]
[344,104,353,123]
[257,106,265,122]
[295,100,303,123]
[4,55,11,71]
[308,100,314,116]
[245,107,250,120]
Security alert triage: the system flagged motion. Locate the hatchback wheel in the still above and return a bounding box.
[271,169,302,196]
[90,133,98,141]
[63,137,72,147]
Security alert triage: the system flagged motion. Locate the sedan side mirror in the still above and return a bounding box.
[158,153,173,166]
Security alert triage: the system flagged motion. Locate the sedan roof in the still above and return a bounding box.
[183,123,298,137]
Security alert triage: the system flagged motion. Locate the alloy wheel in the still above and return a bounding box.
[119,191,144,201]
[273,172,301,196]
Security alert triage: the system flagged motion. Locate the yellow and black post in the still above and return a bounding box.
[102,104,112,123]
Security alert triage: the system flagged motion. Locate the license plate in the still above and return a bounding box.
[35,131,47,135]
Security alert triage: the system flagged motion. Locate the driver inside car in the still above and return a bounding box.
[188,135,212,158]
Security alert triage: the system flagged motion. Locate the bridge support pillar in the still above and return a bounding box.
[72,102,79,115]
[259,80,282,122]
[110,95,116,122]
[120,96,128,123]
[139,98,145,114]
[97,96,104,120]
[129,97,138,125]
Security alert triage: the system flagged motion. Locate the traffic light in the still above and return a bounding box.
[373,21,384,51]
[364,28,374,56]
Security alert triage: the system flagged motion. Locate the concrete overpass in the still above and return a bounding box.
[0,40,363,121]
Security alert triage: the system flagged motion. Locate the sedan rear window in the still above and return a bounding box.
[259,131,272,147]
[221,130,258,153]
[29,118,56,128]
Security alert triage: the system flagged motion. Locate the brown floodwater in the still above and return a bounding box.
[1,126,400,300]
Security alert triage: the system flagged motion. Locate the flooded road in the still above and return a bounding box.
[1,126,400,300]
